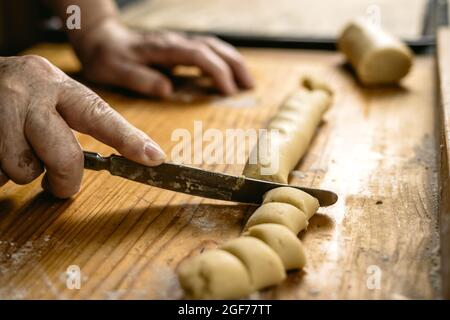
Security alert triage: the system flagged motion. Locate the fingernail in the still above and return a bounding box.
[145,141,166,162]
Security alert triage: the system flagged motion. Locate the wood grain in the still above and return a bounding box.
[0,43,442,299]
[437,27,450,300]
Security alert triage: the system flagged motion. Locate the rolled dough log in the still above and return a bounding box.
[243,88,332,183]
[263,187,319,220]
[177,249,252,299]
[243,223,306,270]
[243,202,308,234]
[221,236,286,290]
[338,18,413,86]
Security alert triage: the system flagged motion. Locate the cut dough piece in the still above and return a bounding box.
[221,236,286,290]
[243,223,306,270]
[243,88,332,184]
[263,187,319,220]
[244,202,308,234]
[177,249,252,299]
[338,18,413,86]
[302,76,333,96]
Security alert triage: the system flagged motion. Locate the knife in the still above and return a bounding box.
[83,151,338,207]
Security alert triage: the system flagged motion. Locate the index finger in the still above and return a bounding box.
[197,36,255,89]
[56,79,166,166]
[142,39,238,95]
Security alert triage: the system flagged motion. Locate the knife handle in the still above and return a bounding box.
[83,151,111,171]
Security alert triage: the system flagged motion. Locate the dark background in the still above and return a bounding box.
[0,0,136,55]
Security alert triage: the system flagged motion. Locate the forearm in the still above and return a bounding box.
[49,0,118,44]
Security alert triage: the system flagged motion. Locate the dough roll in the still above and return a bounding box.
[338,18,413,86]
[221,236,286,290]
[243,88,332,184]
[263,187,319,220]
[243,223,306,270]
[243,202,308,234]
[177,249,252,299]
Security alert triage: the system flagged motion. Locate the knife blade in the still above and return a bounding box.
[83,151,338,207]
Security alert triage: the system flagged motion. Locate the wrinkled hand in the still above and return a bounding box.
[0,55,166,198]
[73,19,254,97]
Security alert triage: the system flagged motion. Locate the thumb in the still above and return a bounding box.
[110,61,173,98]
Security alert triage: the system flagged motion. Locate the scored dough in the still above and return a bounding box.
[221,236,286,290]
[263,187,319,220]
[243,88,332,183]
[338,18,413,86]
[243,223,306,270]
[177,249,252,299]
[244,202,308,234]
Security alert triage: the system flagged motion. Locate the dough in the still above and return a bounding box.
[221,236,286,290]
[243,223,306,270]
[263,187,319,220]
[244,202,308,234]
[178,80,333,299]
[177,249,252,299]
[302,76,334,96]
[338,18,413,86]
[243,88,332,183]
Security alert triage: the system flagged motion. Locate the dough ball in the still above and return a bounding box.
[243,223,306,270]
[221,236,286,290]
[338,18,413,86]
[244,202,308,234]
[177,249,252,299]
[263,187,319,220]
[302,76,334,96]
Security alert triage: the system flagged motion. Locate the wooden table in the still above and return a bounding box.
[0,43,444,299]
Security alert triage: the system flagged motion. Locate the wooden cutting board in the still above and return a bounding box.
[0,43,443,299]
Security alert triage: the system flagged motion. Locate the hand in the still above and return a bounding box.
[0,55,166,198]
[72,19,254,97]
